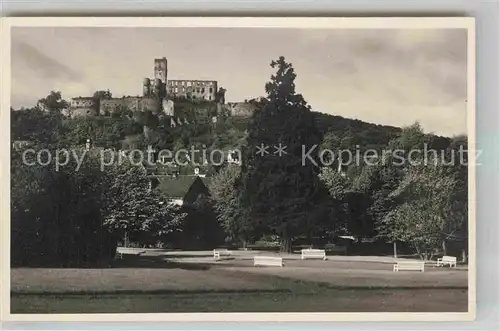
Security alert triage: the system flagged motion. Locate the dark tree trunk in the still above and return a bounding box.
[124,231,129,248]
[281,237,292,253]
[306,232,313,248]
[414,245,425,260]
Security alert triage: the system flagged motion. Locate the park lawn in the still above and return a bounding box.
[222,262,469,289]
[11,267,468,313]
[11,267,283,294]
[12,287,468,313]
[10,254,469,313]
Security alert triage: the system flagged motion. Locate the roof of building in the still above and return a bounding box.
[200,176,213,189]
[144,161,211,177]
[156,176,200,199]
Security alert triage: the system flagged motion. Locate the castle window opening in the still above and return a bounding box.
[201,88,205,93]
[209,88,213,93]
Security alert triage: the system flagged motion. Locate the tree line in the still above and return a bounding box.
[208,57,468,261]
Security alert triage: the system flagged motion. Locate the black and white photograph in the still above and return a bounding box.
[2,17,475,320]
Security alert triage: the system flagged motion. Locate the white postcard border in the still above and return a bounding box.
[0,16,476,323]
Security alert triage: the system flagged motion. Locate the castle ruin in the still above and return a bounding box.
[168,80,218,102]
[69,57,257,120]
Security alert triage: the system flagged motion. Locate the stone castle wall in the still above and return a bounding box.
[143,78,167,99]
[225,102,258,117]
[70,97,98,118]
[168,80,218,102]
[100,96,161,115]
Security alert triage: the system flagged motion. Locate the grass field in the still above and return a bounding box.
[11,251,469,313]
[12,288,468,313]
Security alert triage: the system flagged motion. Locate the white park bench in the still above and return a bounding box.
[437,255,457,267]
[393,260,425,272]
[301,249,327,260]
[253,256,284,267]
[115,247,146,260]
[213,249,232,260]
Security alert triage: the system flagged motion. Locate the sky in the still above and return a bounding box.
[11,27,468,137]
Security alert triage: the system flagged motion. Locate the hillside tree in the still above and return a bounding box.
[37,90,69,113]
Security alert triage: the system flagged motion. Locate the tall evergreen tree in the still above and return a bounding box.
[238,56,328,252]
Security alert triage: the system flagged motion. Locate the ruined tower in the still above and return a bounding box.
[143,78,151,96]
[154,57,168,98]
[153,78,163,99]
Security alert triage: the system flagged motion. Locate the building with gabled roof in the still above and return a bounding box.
[152,176,210,206]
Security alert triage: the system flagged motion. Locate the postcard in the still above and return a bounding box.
[1,17,475,322]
